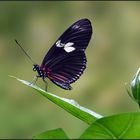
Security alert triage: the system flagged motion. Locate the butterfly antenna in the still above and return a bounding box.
[15,39,36,64]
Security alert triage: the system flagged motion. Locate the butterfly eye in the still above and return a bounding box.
[33,67,36,71]
[33,65,38,71]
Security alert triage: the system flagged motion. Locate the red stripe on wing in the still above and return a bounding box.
[47,70,69,82]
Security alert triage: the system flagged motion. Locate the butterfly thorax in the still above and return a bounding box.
[33,64,45,78]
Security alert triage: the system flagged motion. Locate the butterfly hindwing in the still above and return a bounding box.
[45,51,86,90]
[41,18,92,90]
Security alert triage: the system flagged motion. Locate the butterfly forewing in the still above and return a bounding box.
[41,18,92,90]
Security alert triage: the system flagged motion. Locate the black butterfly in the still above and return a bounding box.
[15,18,92,90]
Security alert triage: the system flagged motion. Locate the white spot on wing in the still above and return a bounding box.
[64,46,75,53]
[72,24,86,31]
[64,42,74,47]
[56,40,64,47]
[64,42,75,53]
[72,25,80,29]
[56,40,75,53]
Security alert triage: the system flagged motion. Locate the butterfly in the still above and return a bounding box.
[15,18,93,91]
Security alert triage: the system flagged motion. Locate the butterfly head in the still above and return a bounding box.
[33,64,39,71]
[33,64,44,77]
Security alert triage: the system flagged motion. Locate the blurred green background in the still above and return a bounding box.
[0,1,140,138]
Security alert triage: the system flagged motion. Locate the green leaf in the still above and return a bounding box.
[80,112,140,139]
[10,76,103,125]
[33,128,69,139]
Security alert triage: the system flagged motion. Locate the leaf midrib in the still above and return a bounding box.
[118,114,134,138]
[95,122,117,139]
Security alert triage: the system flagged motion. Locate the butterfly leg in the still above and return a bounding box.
[43,78,48,91]
[30,76,39,85]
